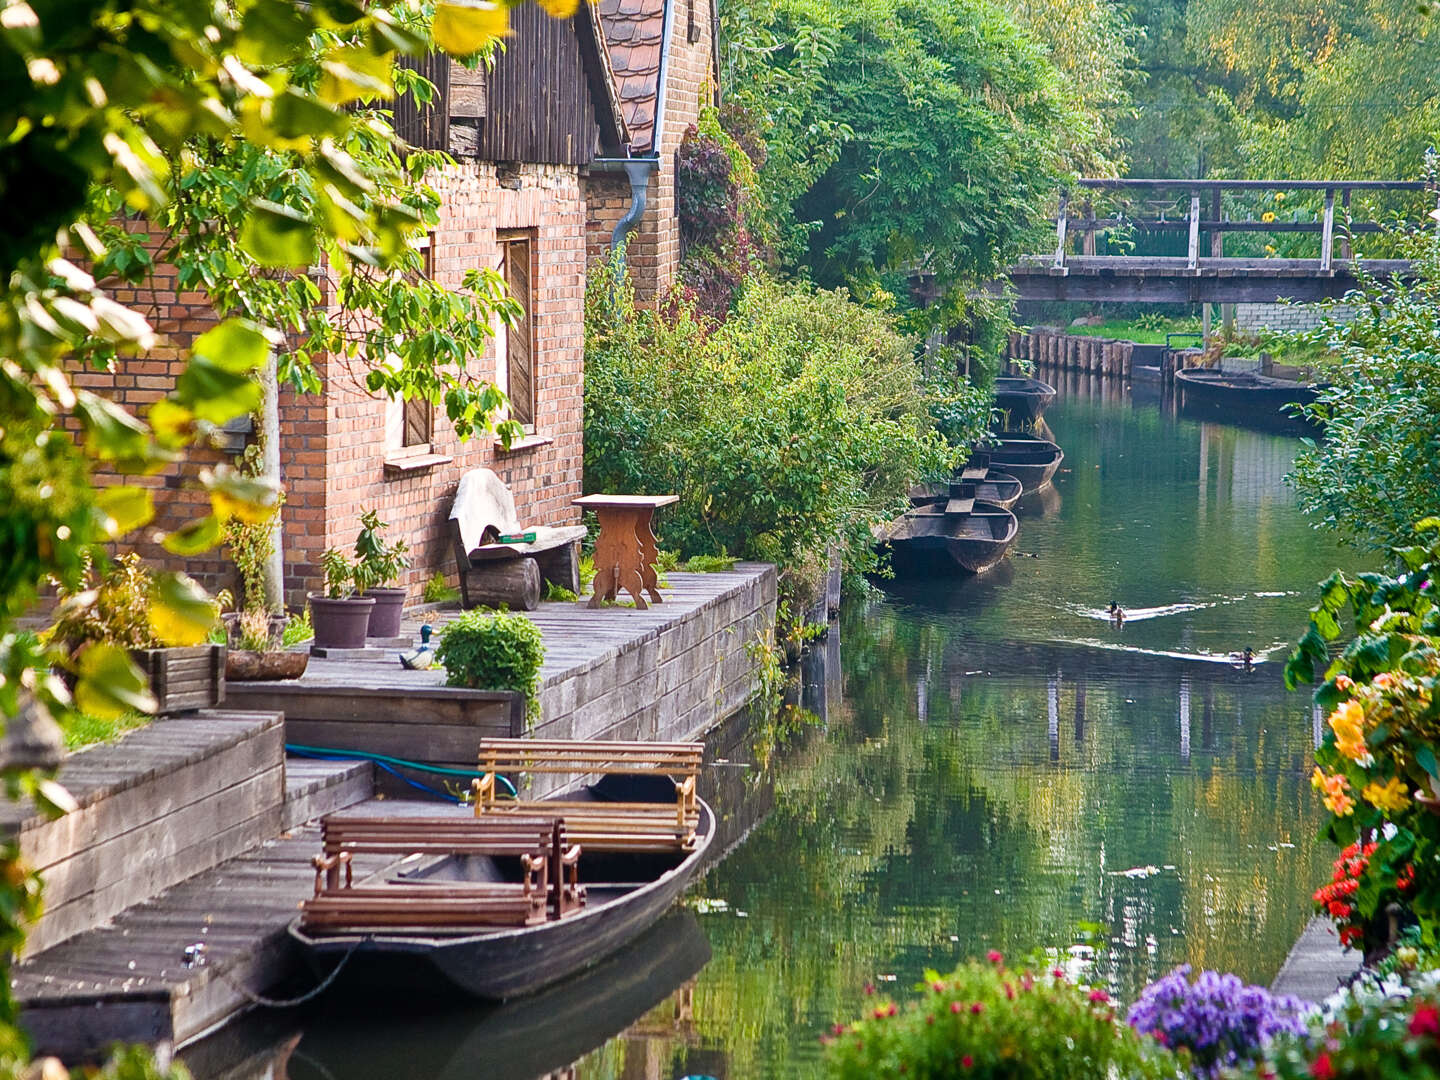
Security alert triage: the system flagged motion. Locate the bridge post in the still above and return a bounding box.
[1340,188,1352,260]
[1320,188,1335,273]
[1187,193,1201,271]
[1053,192,1069,271]
[1210,188,1223,259]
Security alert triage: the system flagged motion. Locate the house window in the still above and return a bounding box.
[386,233,437,459]
[495,230,535,428]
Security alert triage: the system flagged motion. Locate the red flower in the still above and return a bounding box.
[832,1023,845,1036]
[874,1006,887,1020]
[951,1002,962,1014]
[1090,990,1110,1004]
[1311,1051,1334,1079]
[927,1015,935,1026]
[962,1056,973,1069]
[1004,982,1015,1000]
[1053,968,1066,979]
[933,981,946,993]
[888,1003,898,1017]
[1410,1005,1440,1038]
[987,950,1004,964]
[971,1002,984,1015]
[864,983,875,996]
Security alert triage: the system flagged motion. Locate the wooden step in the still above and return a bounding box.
[282,757,374,831]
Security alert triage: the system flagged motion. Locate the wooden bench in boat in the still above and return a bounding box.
[473,739,703,852]
[300,816,584,933]
[447,468,588,611]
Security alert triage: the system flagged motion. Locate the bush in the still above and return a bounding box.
[1126,966,1309,1078]
[585,266,957,602]
[824,955,1180,1079]
[434,609,545,721]
[1250,978,1440,1079]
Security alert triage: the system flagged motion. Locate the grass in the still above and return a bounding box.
[62,710,151,752]
[1062,315,1202,344]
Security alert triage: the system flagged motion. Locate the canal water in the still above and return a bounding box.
[190,374,1363,1080]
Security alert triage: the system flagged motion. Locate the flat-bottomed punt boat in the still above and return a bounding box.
[1174,368,1321,425]
[909,473,1022,511]
[982,433,1064,494]
[878,497,1019,575]
[993,376,1058,425]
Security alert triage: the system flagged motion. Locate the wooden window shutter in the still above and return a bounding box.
[401,233,436,447]
[501,236,535,427]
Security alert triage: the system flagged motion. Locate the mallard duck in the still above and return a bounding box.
[1108,601,1126,626]
[399,624,435,670]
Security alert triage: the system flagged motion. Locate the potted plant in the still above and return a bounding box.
[309,548,374,649]
[352,508,411,639]
[220,513,305,680]
[51,553,225,714]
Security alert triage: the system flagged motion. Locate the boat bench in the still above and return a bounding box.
[447,468,587,611]
[474,738,703,852]
[300,888,549,931]
[302,816,584,932]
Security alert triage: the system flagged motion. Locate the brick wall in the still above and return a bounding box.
[1234,302,1356,334]
[87,159,589,610]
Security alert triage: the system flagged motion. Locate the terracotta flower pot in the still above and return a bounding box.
[362,587,407,638]
[309,595,376,650]
[225,650,310,681]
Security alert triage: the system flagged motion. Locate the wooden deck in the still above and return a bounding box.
[228,564,777,794]
[1270,916,1359,1004]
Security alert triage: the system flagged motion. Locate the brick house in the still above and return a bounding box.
[96,7,630,607]
[586,0,720,303]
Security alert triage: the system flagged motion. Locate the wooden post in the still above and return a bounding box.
[1187,193,1201,271]
[1054,192,1069,269]
[1340,188,1352,260]
[1320,188,1335,272]
[1210,188,1222,259]
[1122,341,1133,379]
[1082,201,1096,256]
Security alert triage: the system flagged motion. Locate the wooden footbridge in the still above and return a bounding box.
[1010,179,1438,303]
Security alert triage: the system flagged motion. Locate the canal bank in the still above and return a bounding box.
[186,380,1367,1080]
[12,565,776,1061]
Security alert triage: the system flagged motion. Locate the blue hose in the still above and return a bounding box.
[284,743,519,800]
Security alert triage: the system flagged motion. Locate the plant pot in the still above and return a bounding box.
[130,644,226,715]
[362,587,407,639]
[221,611,289,649]
[309,595,376,650]
[225,650,310,681]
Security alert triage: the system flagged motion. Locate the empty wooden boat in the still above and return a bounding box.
[993,376,1058,425]
[909,474,1022,511]
[1174,367,1322,422]
[290,773,715,1001]
[878,494,1019,575]
[983,434,1064,494]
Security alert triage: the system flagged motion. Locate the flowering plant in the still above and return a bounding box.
[1287,521,1440,944]
[1126,966,1309,1078]
[823,954,1181,1079]
[1313,843,1415,952]
[1250,980,1440,1079]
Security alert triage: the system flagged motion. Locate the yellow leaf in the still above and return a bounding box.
[94,485,155,538]
[148,398,195,449]
[535,0,580,15]
[433,1,509,56]
[148,572,219,647]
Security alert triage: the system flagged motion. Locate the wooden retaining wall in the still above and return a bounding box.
[1006,328,1135,378]
[1,711,285,957]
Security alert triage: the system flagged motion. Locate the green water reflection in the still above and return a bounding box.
[239,379,1366,1080]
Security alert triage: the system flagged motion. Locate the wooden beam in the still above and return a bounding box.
[1053,192,1068,270]
[1187,194,1201,271]
[1320,188,1335,273]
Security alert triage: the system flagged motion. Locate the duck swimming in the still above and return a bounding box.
[1108,601,1126,626]
[399,624,435,670]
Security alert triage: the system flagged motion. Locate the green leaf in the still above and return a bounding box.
[201,466,280,524]
[270,88,348,142]
[174,357,262,424]
[162,515,223,556]
[1418,746,1440,782]
[193,319,273,374]
[94,485,156,538]
[237,0,314,66]
[75,644,156,718]
[432,1,509,57]
[240,201,317,267]
[148,572,219,647]
[73,391,154,465]
[319,45,395,104]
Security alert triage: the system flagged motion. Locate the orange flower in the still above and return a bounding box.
[1314,768,1356,816]
[1328,700,1371,765]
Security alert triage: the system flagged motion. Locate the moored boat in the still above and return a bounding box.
[1174,367,1322,424]
[984,433,1064,494]
[993,376,1058,425]
[909,473,1022,511]
[289,782,715,1002]
[878,498,1019,575]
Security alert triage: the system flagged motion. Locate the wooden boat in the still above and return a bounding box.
[993,376,1058,425]
[878,495,1019,575]
[983,433,1064,494]
[288,780,715,1002]
[1174,367,1322,422]
[909,473,1022,511]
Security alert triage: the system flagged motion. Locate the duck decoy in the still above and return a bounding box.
[399,624,435,670]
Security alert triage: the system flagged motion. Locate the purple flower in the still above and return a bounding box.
[1127,966,1310,1078]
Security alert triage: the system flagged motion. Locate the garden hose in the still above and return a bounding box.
[284,743,519,800]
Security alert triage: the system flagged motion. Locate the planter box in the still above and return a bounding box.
[131,644,225,715]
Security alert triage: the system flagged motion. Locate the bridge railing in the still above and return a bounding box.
[1053,179,1438,272]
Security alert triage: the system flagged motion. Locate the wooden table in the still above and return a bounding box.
[572,494,679,610]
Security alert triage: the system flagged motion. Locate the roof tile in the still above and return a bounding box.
[597,0,666,151]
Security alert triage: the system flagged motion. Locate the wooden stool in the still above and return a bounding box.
[572,494,678,610]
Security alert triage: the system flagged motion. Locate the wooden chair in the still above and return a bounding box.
[472,739,703,852]
[301,816,584,933]
[447,469,587,610]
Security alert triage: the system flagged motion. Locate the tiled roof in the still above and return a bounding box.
[596,0,666,152]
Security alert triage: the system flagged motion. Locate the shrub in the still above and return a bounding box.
[1251,978,1440,1079]
[50,552,160,651]
[434,609,545,721]
[824,955,1181,1079]
[585,266,955,603]
[422,572,459,604]
[1127,966,1309,1078]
